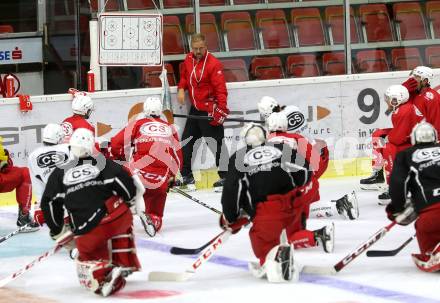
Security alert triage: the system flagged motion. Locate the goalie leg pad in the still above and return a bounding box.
[412,243,440,272]
[75,260,113,292]
[109,231,141,272]
[289,230,316,249]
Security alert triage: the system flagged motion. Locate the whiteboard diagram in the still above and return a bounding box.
[99,13,162,66]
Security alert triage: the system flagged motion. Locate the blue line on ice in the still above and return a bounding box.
[138,238,440,303]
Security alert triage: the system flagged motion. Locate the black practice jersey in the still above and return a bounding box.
[41,156,136,235]
[221,142,312,222]
[389,142,440,213]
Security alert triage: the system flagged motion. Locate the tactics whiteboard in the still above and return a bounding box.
[99,13,162,66]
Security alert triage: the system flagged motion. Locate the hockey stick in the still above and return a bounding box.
[173,113,263,124]
[302,221,397,275]
[149,230,231,281]
[0,224,31,244]
[171,187,222,215]
[0,242,64,287]
[366,234,416,257]
[170,230,222,255]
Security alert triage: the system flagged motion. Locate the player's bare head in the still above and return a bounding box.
[191,33,207,60]
[410,66,434,88]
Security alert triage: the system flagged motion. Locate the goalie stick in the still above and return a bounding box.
[171,187,222,215]
[0,224,31,244]
[149,230,231,281]
[366,234,416,257]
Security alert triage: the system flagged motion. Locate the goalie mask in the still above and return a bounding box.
[241,123,267,147]
[70,128,95,158]
[143,96,163,117]
[411,122,438,145]
[384,85,409,110]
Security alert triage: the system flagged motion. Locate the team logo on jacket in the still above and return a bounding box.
[139,122,172,137]
[286,111,306,132]
[244,146,282,166]
[63,163,100,185]
[412,147,440,163]
[424,91,434,100]
[61,122,73,136]
[37,151,69,168]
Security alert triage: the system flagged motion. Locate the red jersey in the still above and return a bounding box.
[412,87,440,133]
[61,114,95,142]
[111,117,182,178]
[388,102,424,148]
[178,51,228,112]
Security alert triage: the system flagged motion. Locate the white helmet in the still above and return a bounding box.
[267,112,288,132]
[69,128,95,158]
[143,96,163,117]
[72,93,94,117]
[384,85,409,109]
[411,122,438,145]
[43,123,64,145]
[411,66,434,84]
[283,105,307,133]
[258,96,279,120]
[241,123,267,147]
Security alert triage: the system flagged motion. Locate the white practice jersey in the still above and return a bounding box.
[28,143,71,203]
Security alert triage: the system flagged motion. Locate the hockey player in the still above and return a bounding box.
[267,112,359,221]
[111,96,182,236]
[387,122,440,272]
[28,123,71,225]
[61,91,95,142]
[0,137,39,232]
[220,123,310,282]
[41,128,142,296]
[366,85,424,204]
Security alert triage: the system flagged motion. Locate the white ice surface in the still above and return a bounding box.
[1,177,439,303]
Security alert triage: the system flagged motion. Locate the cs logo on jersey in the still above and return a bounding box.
[63,164,100,185]
[61,122,73,136]
[37,151,69,168]
[412,147,440,163]
[286,111,306,132]
[140,122,172,137]
[244,146,282,166]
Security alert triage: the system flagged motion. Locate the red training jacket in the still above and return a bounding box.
[387,102,424,147]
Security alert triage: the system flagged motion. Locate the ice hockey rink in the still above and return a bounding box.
[0,177,439,303]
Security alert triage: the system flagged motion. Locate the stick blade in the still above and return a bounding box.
[301,265,337,275]
[170,247,202,255]
[148,271,193,282]
[366,250,395,257]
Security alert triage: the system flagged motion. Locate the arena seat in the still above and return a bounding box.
[426,1,440,38]
[0,25,14,33]
[286,54,320,77]
[220,59,249,82]
[186,14,222,52]
[425,46,440,67]
[250,56,285,80]
[142,64,176,88]
[356,49,390,73]
[126,0,156,9]
[256,10,291,49]
[391,47,423,70]
[291,8,326,46]
[393,2,427,40]
[359,4,394,42]
[221,12,257,51]
[163,15,186,55]
[322,52,346,75]
[90,0,118,11]
[325,6,359,44]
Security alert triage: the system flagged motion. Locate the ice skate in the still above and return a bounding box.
[213,178,225,192]
[139,212,156,237]
[100,267,126,297]
[378,191,391,205]
[174,174,196,192]
[16,208,39,233]
[333,191,359,220]
[314,223,335,253]
[360,168,385,190]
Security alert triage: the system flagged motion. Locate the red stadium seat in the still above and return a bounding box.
[90,0,118,11]
[426,1,440,38]
[233,0,260,3]
[322,52,346,75]
[286,54,320,77]
[393,2,427,40]
[200,0,226,6]
[221,12,257,51]
[186,14,222,52]
[163,16,186,55]
[325,6,359,44]
[291,8,326,46]
[250,56,285,80]
[391,48,423,71]
[425,46,440,67]
[220,59,249,82]
[142,64,176,88]
[126,0,156,9]
[0,25,14,33]
[163,0,191,8]
[356,50,390,73]
[359,4,393,42]
[256,10,291,49]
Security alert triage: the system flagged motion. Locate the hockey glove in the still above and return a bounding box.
[210,105,229,126]
[50,224,75,251]
[386,204,417,226]
[33,208,45,226]
[219,214,249,234]
[402,78,419,94]
[166,177,176,192]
